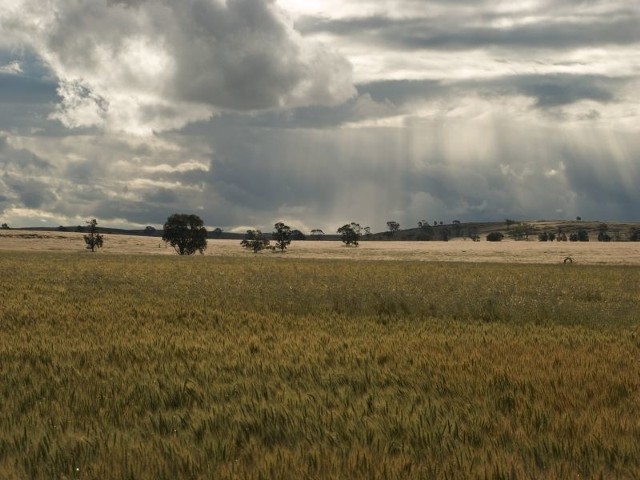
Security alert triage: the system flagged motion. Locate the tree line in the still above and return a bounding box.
[4,214,639,255]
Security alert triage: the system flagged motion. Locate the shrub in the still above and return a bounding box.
[486,232,504,242]
[241,230,270,253]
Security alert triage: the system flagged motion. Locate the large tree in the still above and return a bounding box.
[272,222,292,252]
[162,214,208,255]
[337,222,361,246]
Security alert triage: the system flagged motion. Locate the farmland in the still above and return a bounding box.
[2,229,640,265]
[1,248,639,479]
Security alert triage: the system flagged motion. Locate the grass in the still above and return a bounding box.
[1,251,639,479]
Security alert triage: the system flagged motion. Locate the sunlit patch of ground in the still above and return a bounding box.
[1,230,639,264]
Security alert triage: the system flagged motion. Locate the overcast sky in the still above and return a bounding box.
[1,0,638,232]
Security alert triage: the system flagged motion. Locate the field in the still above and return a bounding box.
[2,229,640,265]
[1,243,639,479]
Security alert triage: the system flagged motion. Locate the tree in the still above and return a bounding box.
[452,220,462,237]
[467,227,480,242]
[241,229,270,253]
[570,230,589,242]
[212,227,223,238]
[386,221,400,235]
[162,213,208,255]
[291,229,306,240]
[629,227,640,242]
[597,223,611,242]
[272,222,292,252]
[83,219,104,252]
[144,226,156,235]
[486,232,504,242]
[1,223,9,230]
[418,220,434,240]
[508,223,533,241]
[337,223,361,246]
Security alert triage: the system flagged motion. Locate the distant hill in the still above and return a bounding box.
[367,220,640,242]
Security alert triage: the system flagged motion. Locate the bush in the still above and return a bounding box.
[538,231,556,242]
[241,230,270,253]
[486,232,504,242]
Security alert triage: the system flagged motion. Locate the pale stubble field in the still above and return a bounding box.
[1,229,640,264]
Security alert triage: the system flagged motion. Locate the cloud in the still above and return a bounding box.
[0,134,56,213]
[296,1,640,51]
[2,0,355,134]
[0,0,638,231]
[0,61,22,74]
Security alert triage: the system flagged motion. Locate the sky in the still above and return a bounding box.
[0,0,638,233]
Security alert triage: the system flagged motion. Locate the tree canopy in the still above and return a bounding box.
[162,214,208,255]
[273,222,292,252]
[83,219,104,252]
[337,223,361,246]
[241,229,270,253]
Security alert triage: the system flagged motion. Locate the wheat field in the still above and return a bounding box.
[1,249,639,479]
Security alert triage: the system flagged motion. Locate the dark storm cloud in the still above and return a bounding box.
[186,72,625,131]
[3,175,56,209]
[562,144,640,214]
[186,94,397,130]
[297,10,639,51]
[359,74,627,111]
[503,74,619,108]
[0,138,52,171]
[357,79,447,106]
[142,188,179,205]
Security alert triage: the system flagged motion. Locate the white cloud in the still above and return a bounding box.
[3,0,355,135]
[0,61,22,74]
[142,161,209,174]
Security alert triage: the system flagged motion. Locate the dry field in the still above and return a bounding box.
[1,229,640,264]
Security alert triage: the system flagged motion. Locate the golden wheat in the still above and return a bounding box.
[0,251,638,479]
